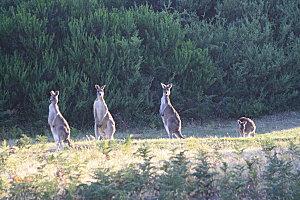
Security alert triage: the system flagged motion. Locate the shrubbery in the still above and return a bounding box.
[0,0,299,133]
[4,143,297,199]
[76,143,299,200]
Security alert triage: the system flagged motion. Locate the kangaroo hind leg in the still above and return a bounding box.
[174,130,185,139]
[95,123,102,140]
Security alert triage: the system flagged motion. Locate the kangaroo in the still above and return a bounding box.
[93,85,116,140]
[237,117,256,137]
[160,83,184,139]
[48,91,72,150]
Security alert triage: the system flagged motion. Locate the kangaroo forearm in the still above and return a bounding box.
[98,111,108,124]
[93,108,99,123]
[94,107,104,124]
[95,111,108,125]
[159,106,165,116]
[51,115,58,126]
[159,110,164,116]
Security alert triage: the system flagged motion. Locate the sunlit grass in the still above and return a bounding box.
[0,127,299,199]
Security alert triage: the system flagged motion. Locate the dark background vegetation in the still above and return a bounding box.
[0,0,299,133]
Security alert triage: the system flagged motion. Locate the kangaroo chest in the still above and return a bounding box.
[48,104,58,125]
[94,100,107,120]
[160,97,167,113]
[160,96,172,117]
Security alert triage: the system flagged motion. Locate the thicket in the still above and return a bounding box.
[0,0,299,133]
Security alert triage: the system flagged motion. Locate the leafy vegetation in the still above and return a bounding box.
[0,0,299,133]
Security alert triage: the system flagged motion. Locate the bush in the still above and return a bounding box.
[0,0,299,132]
[188,14,299,117]
[77,145,156,199]
[192,150,218,199]
[157,150,192,199]
[15,134,33,148]
[0,2,218,132]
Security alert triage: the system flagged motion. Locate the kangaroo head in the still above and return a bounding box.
[49,90,59,104]
[161,83,173,96]
[95,84,106,99]
[237,118,247,132]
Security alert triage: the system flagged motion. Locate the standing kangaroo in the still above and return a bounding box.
[160,83,184,139]
[237,117,256,137]
[93,85,116,140]
[48,91,72,150]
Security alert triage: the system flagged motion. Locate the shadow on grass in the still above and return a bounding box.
[111,111,300,139]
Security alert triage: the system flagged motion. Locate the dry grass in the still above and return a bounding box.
[0,112,299,199]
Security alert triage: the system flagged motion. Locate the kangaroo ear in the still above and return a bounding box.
[55,91,59,96]
[50,91,55,96]
[161,83,166,88]
[239,120,247,125]
[95,85,100,90]
[101,85,106,90]
[168,83,173,88]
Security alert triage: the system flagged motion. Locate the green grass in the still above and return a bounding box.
[0,126,299,199]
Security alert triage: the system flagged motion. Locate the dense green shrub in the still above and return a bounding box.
[157,150,192,199]
[0,0,299,133]
[192,150,218,199]
[263,148,297,199]
[0,1,218,131]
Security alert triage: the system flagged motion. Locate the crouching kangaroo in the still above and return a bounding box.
[160,83,184,139]
[93,85,116,140]
[237,117,256,137]
[48,91,72,150]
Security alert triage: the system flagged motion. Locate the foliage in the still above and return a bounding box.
[35,134,48,144]
[77,145,156,199]
[192,150,218,199]
[15,134,33,148]
[157,149,192,199]
[263,148,298,199]
[0,0,299,133]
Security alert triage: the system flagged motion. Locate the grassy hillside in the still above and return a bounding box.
[0,126,299,199]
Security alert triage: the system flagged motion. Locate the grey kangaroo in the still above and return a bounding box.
[48,91,72,150]
[160,83,184,139]
[93,85,116,140]
[237,117,256,137]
